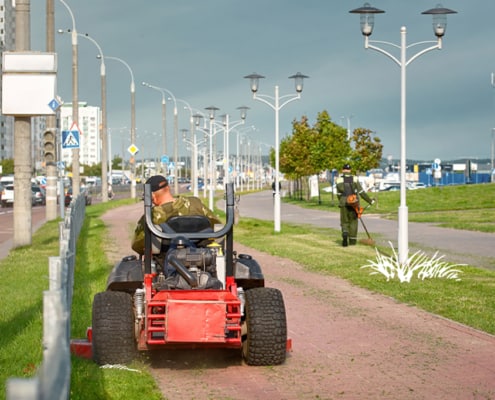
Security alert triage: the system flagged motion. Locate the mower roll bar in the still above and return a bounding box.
[143,183,235,241]
[143,182,236,276]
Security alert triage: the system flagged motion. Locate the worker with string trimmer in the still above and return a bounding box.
[336,164,375,247]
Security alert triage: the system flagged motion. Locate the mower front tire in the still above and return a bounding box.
[242,287,287,366]
[92,291,136,365]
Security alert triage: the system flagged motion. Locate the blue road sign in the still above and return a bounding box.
[48,98,61,111]
[62,130,80,149]
[161,155,169,164]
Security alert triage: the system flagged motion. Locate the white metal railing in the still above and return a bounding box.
[6,193,86,400]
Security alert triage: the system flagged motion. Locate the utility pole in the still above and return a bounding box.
[44,0,58,220]
[13,0,32,247]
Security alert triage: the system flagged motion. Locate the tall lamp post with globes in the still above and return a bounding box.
[244,72,308,233]
[349,3,457,264]
[182,128,206,197]
[220,106,249,184]
[193,107,219,210]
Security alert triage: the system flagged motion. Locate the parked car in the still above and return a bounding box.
[65,187,93,206]
[382,185,401,192]
[408,182,427,190]
[31,185,46,206]
[1,184,14,207]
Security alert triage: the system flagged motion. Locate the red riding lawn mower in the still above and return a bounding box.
[83,183,288,366]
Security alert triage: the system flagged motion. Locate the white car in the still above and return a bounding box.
[1,184,14,207]
[409,182,427,190]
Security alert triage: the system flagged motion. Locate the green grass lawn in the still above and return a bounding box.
[1,182,494,399]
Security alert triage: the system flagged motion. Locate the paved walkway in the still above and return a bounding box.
[226,190,495,269]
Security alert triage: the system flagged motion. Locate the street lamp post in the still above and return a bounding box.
[349,3,457,264]
[142,83,178,193]
[340,114,354,141]
[220,107,249,184]
[194,107,219,210]
[58,0,81,196]
[244,72,308,232]
[233,125,256,190]
[182,128,205,197]
[140,83,167,166]
[59,30,109,202]
[177,99,199,194]
[102,55,137,198]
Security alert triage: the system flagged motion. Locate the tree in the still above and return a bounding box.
[313,110,351,173]
[280,116,317,179]
[0,159,14,175]
[350,128,383,173]
[83,163,102,178]
[112,156,123,170]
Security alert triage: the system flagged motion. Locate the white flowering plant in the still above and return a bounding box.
[361,242,464,283]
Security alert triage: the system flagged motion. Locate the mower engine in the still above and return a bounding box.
[154,242,223,290]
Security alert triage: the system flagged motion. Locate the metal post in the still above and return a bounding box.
[45,0,58,221]
[208,117,214,210]
[80,34,108,202]
[13,0,32,247]
[59,0,80,196]
[105,56,136,198]
[173,105,179,195]
[397,27,408,265]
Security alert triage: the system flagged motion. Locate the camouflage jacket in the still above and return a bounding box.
[131,196,221,255]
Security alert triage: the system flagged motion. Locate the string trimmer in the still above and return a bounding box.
[349,199,375,246]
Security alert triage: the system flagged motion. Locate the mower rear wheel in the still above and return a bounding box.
[92,291,136,365]
[242,287,287,366]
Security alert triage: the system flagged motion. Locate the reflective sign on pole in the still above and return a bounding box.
[128,144,139,156]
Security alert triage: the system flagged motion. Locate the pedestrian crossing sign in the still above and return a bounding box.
[62,130,80,149]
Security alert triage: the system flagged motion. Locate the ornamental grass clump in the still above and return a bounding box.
[361,242,464,283]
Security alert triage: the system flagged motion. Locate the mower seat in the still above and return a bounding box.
[151,215,214,254]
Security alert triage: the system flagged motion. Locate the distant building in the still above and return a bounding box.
[60,102,102,166]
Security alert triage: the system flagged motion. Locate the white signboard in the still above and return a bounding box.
[309,175,319,197]
[1,52,57,116]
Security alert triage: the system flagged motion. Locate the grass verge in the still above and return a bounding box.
[0,198,163,400]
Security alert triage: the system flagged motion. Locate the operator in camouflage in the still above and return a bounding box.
[131,175,221,255]
[336,164,374,247]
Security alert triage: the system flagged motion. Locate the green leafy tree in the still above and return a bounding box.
[313,110,351,173]
[280,116,317,179]
[112,156,124,170]
[350,127,383,173]
[83,163,102,178]
[0,158,14,175]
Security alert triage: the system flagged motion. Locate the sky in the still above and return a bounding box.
[29,1,495,165]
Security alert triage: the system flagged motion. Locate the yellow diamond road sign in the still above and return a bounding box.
[128,144,139,156]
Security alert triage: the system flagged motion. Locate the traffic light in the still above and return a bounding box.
[43,130,56,166]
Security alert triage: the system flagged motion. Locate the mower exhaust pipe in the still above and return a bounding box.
[168,256,198,288]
